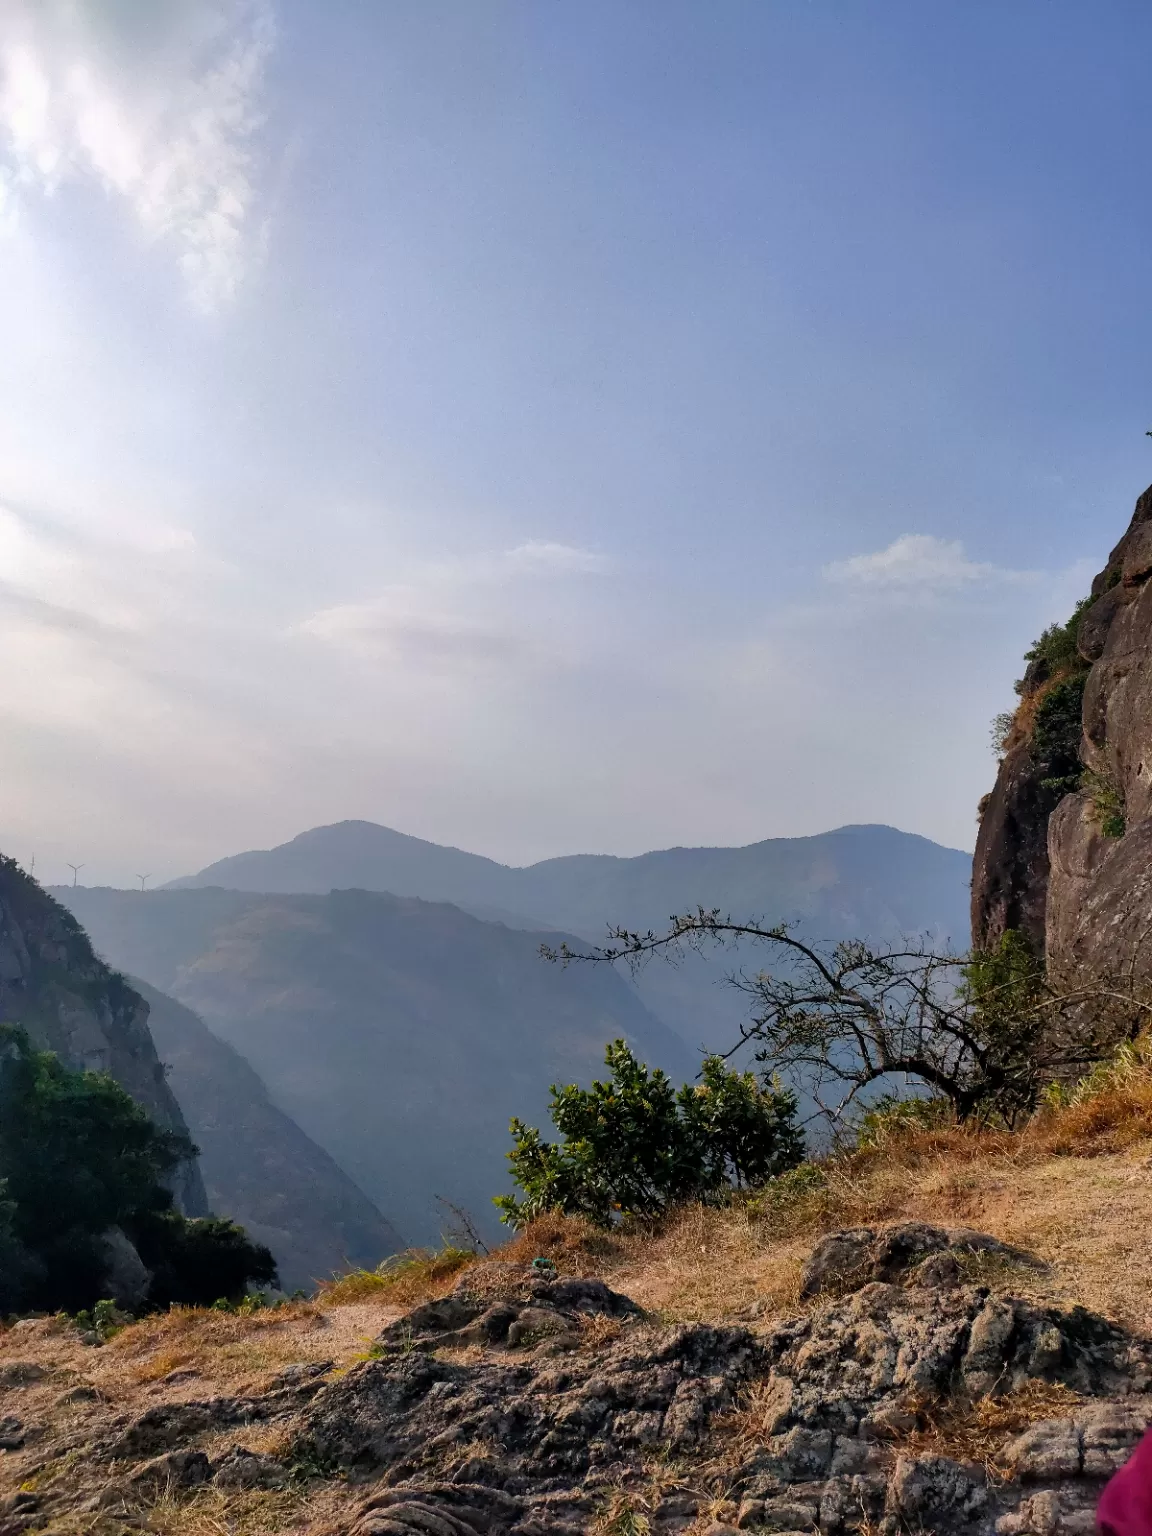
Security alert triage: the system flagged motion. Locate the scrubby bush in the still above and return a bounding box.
[0,1025,275,1315]
[549,916,1149,1134]
[495,1040,804,1229]
[1032,675,1088,795]
[1017,596,1095,688]
[991,597,1093,786]
[133,1211,277,1309]
[1081,766,1126,838]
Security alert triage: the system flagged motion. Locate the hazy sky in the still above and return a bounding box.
[1,0,1150,886]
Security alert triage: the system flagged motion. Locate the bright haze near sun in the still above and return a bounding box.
[0,0,1148,886]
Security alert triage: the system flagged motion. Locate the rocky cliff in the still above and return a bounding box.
[0,856,207,1216]
[973,482,1152,991]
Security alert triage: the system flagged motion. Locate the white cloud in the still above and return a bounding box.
[0,0,274,312]
[0,498,205,636]
[505,540,607,574]
[299,593,524,668]
[823,533,1028,589]
[298,536,608,663]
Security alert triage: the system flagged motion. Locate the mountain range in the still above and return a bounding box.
[163,819,972,1052]
[57,885,692,1247]
[168,820,970,946]
[52,819,972,1255]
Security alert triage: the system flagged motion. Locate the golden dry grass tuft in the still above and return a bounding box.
[495,1211,630,1273]
[318,1245,477,1308]
[899,1380,1084,1479]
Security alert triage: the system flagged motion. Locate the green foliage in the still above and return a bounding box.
[132,1210,277,1309]
[852,1093,954,1148]
[73,1298,129,1343]
[1017,596,1096,688]
[955,929,1053,1123]
[0,1027,192,1250]
[495,1039,804,1229]
[1081,766,1126,838]
[0,1025,275,1315]
[990,711,1016,756]
[1033,675,1088,794]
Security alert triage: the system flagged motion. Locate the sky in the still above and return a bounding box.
[1,0,1151,887]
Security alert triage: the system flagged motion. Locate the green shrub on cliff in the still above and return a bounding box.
[1033,675,1089,794]
[0,1025,275,1315]
[496,1039,804,1228]
[1016,596,1096,692]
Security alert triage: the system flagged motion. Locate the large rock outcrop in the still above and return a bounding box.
[974,482,1152,992]
[1046,485,1152,984]
[13,1229,1152,1536]
[0,856,206,1216]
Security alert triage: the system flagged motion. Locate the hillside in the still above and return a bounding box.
[975,480,1152,1000]
[55,886,695,1246]
[3,1041,1152,1536]
[132,980,404,1292]
[167,821,972,1053]
[0,856,207,1218]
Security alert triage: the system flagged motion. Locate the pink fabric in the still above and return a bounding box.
[1099,1429,1152,1536]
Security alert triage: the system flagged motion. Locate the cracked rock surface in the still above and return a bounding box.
[297,1230,1152,1536]
[4,1228,1150,1536]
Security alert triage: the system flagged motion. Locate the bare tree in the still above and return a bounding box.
[544,911,1152,1129]
[433,1195,490,1254]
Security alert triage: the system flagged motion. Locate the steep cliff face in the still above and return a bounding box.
[973,483,1152,988]
[0,856,207,1215]
[1046,484,1152,984]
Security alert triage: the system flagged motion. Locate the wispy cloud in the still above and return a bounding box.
[0,0,275,311]
[299,537,608,663]
[823,533,1030,590]
[505,540,607,574]
[299,594,525,668]
[0,497,204,637]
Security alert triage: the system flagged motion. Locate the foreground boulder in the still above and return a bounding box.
[7,1232,1152,1536]
[282,1234,1152,1536]
[298,1269,762,1529]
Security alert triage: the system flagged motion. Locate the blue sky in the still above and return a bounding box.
[1,0,1150,885]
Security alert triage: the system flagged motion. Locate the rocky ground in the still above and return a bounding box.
[2,1221,1150,1536]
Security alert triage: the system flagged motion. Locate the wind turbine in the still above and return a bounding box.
[67,863,84,888]
[136,874,152,892]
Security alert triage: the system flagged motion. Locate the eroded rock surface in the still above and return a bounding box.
[285,1240,1152,1536]
[799,1222,1043,1299]
[9,1236,1152,1536]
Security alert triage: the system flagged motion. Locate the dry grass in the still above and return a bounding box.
[899,1380,1083,1479]
[7,1043,1152,1533]
[471,1048,1152,1331]
[317,1245,477,1308]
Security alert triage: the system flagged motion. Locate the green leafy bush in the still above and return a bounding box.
[0,1025,275,1315]
[1033,675,1088,794]
[1081,767,1126,838]
[133,1210,277,1309]
[495,1040,804,1229]
[1017,596,1095,690]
